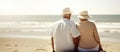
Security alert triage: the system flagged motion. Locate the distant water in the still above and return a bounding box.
[0,15,120,42]
[0,15,120,22]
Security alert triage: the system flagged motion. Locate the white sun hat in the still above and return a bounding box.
[77,11,91,19]
[63,7,72,14]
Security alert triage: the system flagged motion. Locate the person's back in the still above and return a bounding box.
[51,7,80,52]
[77,21,98,49]
[76,11,103,52]
[52,18,79,52]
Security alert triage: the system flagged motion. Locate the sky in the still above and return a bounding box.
[0,0,119,15]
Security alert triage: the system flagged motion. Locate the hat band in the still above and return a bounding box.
[81,15,88,16]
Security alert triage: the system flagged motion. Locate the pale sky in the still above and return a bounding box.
[0,0,119,15]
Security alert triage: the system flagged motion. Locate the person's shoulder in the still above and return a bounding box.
[68,20,76,26]
[89,21,96,26]
[69,20,75,24]
[89,21,94,24]
[55,20,62,23]
[54,20,63,24]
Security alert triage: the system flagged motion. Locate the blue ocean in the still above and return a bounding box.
[0,15,120,42]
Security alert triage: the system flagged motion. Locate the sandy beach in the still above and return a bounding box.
[0,38,120,52]
[0,38,52,52]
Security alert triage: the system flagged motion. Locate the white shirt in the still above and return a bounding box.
[51,18,80,52]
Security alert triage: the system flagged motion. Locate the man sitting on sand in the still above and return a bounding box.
[51,7,80,52]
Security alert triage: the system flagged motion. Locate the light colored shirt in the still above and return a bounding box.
[76,21,100,49]
[51,18,80,52]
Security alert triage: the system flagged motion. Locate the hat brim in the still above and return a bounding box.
[77,15,91,19]
[63,11,72,14]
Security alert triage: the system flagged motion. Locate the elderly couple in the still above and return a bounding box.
[51,7,103,52]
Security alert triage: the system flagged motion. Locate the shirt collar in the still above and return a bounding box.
[80,21,89,23]
[63,18,69,20]
[81,21,88,22]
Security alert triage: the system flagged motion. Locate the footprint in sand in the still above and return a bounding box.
[14,44,18,47]
[33,48,47,52]
[4,44,11,46]
[13,50,19,52]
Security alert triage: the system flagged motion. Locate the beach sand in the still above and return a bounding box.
[0,38,120,52]
[0,38,52,52]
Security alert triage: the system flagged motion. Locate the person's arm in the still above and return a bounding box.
[71,23,80,52]
[73,36,80,52]
[51,37,55,52]
[93,23,103,51]
[51,23,55,52]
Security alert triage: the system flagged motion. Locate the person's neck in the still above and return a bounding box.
[80,19,88,22]
[63,17,70,20]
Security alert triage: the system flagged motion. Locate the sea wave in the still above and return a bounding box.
[0,22,119,33]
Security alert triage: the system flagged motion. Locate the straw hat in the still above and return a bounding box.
[63,7,72,14]
[78,11,91,19]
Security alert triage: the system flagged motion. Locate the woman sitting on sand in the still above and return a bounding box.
[76,11,103,52]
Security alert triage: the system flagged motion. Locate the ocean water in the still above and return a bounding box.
[0,15,120,42]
